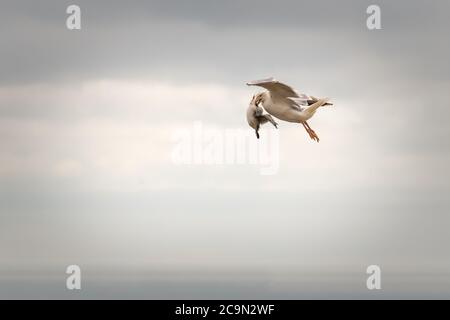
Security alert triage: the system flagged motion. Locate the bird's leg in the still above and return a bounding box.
[301,122,314,140]
[304,121,319,142]
[301,121,320,142]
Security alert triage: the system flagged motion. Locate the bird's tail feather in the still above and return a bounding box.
[303,98,330,117]
[309,96,333,106]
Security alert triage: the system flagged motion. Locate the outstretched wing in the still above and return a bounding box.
[246,77,310,107]
[247,77,298,97]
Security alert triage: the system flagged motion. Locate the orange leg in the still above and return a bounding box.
[302,121,320,142]
[304,121,319,142]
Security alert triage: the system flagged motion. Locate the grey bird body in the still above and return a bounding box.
[246,77,332,142]
[247,78,330,123]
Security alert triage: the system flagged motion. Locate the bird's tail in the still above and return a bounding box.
[309,96,333,106]
[303,98,330,118]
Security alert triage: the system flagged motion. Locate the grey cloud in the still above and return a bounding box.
[1,0,449,85]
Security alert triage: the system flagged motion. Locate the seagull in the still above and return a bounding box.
[247,94,278,139]
[246,77,332,142]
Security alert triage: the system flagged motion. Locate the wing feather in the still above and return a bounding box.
[247,77,301,98]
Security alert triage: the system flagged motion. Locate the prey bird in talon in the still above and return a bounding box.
[246,77,333,142]
[247,94,278,139]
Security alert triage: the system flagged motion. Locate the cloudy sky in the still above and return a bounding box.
[1,0,449,298]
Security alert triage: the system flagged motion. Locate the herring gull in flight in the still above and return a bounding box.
[247,77,332,142]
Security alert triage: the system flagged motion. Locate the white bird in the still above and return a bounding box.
[246,77,332,142]
[246,94,278,139]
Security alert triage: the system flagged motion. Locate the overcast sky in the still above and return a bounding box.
[1,0,449,298]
